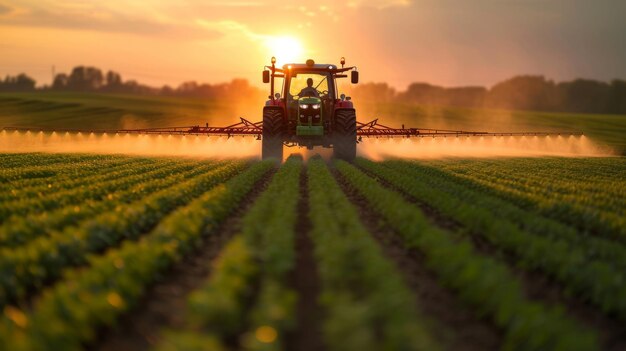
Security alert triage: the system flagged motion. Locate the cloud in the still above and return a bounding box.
[346,0,411,9]
[0,2,221,40]
[0,3,13,15]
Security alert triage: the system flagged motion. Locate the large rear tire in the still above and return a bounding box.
[333,109,357,161]
[262,107,284,161]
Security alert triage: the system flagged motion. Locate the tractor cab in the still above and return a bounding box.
[262,57,359,160]
[287,71,332,137]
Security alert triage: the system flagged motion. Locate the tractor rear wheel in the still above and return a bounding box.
[333,109,357,161]
[262,107,284,161]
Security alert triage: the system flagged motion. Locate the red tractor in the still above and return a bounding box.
[261,57,359,160]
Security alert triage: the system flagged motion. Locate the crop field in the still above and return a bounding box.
[0,153,624,351]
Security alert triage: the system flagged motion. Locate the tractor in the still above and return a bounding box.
[261,57,359,160]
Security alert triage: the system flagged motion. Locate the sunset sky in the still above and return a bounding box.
[0,0,624,89]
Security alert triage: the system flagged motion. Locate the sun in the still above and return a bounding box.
[264,36,304,65]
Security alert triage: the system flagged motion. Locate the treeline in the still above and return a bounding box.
[2,66,626,114]
[0,74,36,92]
[351,76,626,115]
[1,66,263,101]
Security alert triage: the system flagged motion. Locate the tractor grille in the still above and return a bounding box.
[299,112,321,125]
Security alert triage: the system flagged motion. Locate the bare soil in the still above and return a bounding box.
[285,168,325,351]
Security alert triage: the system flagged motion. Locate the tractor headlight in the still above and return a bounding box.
[300,104,309,109]
[312,104,321,109]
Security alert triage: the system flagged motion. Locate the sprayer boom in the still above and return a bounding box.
[2,117,582,140]
[355,119,583,138]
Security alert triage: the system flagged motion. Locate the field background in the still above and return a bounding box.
[1,92,625,154]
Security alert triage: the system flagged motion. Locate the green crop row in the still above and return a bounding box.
[0,152,118,169]
[237,156,300,351]
[0,161,245,307]
[361,159,626,320]
[0,160,274,351]
[157,156,301,351]
[308,158,438,351]
[419,158,624,209]
[0,154,138,183]
[454,166,623,210]
[336,160,598,351]
[437,163,625,235]
[380,160,626,272]
[0,153,116,169]
[0,155,156,192]
[421,158,626,238]
[0,160,222,248]
[430,155,626,213]
[0,159,217,222]
[0,157,161,202]
[428,157,624,180]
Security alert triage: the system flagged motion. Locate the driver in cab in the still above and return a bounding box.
[299,78,319,98]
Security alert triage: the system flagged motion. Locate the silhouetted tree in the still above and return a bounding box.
[557,79,610,113]
[487,75,559,110]
[400,83,446,105]
[105,70,123,90]
[606,80,626,114]
[52,73,68,90]
[67,66,104,91]
[0,74,36,91]
[445,87,487,107]
[349,82,396,102]
[7,64,625,115]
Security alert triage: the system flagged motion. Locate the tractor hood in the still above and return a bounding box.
[298,97,321,105]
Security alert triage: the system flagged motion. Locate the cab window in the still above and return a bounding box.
[288,73,329,100]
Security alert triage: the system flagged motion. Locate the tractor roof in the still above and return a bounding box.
[273,63,355,74]
[282,63,338,70]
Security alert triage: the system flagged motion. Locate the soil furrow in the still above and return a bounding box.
[354,164,626,350]
[286,165,325,351]
[332,167,502,351]
[91,168,277,351]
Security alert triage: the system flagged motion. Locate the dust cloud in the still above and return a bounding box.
[357,135,613,160]
[0,130,260,159]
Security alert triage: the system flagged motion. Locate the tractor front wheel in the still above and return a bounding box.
[262,107,284,161]
[333,109,357,161]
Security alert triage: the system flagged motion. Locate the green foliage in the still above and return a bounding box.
[240,157,301,351]
[359,158,626,320]
[404,157,626,239]
[158,156,301,351]
[336,160,599,351]
[382,158,626,268]
[0,153,622,351]
[0,161,245,307]
[309,158,438,351]
[0,159,274,351]
[187,236,258,337]
[0,158,221,221]
[0,160,222,247]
